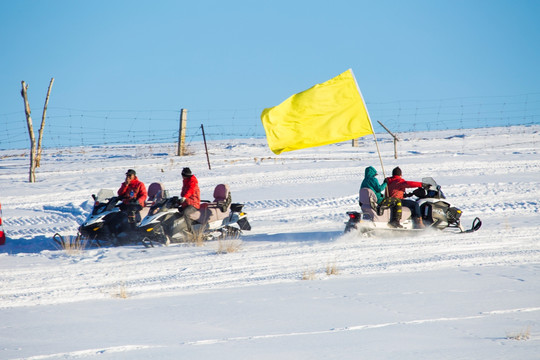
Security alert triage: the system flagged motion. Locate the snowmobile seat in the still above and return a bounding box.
[359,188,411,222]
[146,182,166,205]
[190,184,232,224]
[140,182,166,219]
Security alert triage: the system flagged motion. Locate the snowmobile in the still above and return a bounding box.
[76,183,167,247]
[344,177,481,236]
[138,184,251,247]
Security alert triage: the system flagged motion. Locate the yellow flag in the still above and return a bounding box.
[261,69,374,155]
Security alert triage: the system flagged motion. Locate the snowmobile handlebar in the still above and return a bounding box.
[403,187,427,199]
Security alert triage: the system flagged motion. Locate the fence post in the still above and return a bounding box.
[377,120,400,159]
[201,124,211,170]
[177,108,187,156]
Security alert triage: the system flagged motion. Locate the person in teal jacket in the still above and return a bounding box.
[360,166,387,204]
[360,166,403,228]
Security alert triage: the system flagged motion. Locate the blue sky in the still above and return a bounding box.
[1,0,539,149]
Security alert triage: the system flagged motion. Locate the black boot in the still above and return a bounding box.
[388,219,403,228]
[388,207,403,228]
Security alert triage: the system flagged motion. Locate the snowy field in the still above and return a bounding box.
[1,125,539,359]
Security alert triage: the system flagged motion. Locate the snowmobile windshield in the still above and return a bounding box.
[95,189,116,203]
[422,177,438,189]
[91,189,119,215]
[148,197,175,216]
[422,177,446,199]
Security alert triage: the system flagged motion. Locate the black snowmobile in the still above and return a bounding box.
[75,183,167,247]
[138,184,251,247]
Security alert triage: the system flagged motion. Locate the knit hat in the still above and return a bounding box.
[392,167,402,176]
[181,167,192,177]
[125,169,136,176]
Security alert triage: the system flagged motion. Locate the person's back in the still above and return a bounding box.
[360,166,386,204]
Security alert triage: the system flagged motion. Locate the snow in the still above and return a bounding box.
[1,125,539,359]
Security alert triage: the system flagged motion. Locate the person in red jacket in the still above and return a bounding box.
[118,169,147,208]
[117,169,147,226]
[386,167,425,229]
[179,167,200,230]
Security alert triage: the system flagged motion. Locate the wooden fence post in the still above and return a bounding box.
[177,108,187,156]
[377,120,400,159]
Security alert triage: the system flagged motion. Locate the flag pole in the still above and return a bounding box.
[349,69,387,179]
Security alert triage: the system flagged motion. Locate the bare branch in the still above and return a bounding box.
[36,77,54,167]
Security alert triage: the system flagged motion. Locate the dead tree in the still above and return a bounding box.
[36,78,55,167]
[20,78,54,182]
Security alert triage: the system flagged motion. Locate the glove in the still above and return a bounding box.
[412,188,426,198]
[383,178,388,184]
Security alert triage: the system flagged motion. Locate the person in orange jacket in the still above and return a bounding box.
[385,167,425,229]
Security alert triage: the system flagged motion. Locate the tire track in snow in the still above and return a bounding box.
[2,209,84,238]
[184,306,540,346]
[2,226,539,308]
[11,344,161,360]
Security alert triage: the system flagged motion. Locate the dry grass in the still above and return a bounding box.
[54,234,86,255]
[180,144,195,156]
[326,262,339,276]
[302,261,340,280]
[302,270,317,280]
[217,239,243,254]
[99,282,130,299]
[216,229,242,254]
[112,282,129,299]
[506,326,531,341]
[183,227,206,246]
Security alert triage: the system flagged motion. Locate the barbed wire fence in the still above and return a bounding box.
[1,93,539,153]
